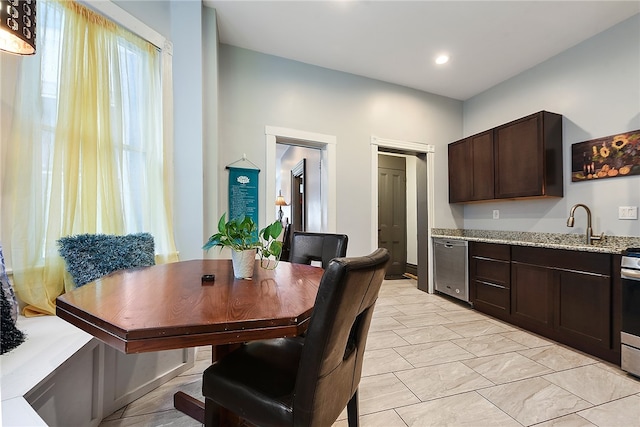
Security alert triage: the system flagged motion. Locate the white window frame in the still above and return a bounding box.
[82,0,174,210]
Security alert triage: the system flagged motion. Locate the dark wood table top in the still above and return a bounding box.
[56,259,323,354]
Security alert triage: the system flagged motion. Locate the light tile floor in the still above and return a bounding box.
[100,279,640,427]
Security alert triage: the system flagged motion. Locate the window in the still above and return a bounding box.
[1,0,176,315]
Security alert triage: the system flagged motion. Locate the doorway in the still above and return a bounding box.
[265,126,337,233]
[370,137,435,293]
[378,154,408,279]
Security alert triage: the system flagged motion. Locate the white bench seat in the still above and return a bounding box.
[1,315,194,426]
[1,315,94,426]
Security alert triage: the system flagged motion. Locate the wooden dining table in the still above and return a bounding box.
[56,259,324,424]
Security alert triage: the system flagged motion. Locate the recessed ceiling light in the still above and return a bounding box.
[435,55,449,65]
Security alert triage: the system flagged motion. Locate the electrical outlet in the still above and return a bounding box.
[619,206,638,220]
[493,210,500,220]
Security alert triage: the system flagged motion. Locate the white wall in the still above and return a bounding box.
[218,45,462,256]
[463,14,640,238]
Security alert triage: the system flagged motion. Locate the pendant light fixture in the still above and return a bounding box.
[0,0,36,55]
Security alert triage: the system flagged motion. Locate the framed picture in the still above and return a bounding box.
[571,129,640,182]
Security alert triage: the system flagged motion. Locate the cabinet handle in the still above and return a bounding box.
[622,268,640,280]
[476,280,507,289]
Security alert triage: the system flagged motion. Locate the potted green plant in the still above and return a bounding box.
[203,213,283,278]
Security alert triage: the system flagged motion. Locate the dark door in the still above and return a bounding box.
[378,154,407,279]
[291,159,306,232]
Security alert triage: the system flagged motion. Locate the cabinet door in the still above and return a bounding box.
[511,262,554,333]
[448,132,494,203]
[494,114,543,198]
[470,131,494,201]
[448,139,472,203]
[556,270,611,349]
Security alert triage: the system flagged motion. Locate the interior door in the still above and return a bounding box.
[378,154,407,279]
[290,159,306,232]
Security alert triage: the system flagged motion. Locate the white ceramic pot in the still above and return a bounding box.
[231,249,256,279]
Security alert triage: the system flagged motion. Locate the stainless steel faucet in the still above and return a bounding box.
[567,203,604,245]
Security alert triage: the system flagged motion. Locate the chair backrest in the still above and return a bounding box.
[280,223,292,262]
[289,232,348,269]
[293,248,390,426]
[57,233,155,288]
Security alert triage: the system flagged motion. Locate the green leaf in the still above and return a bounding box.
[217,213,227,233]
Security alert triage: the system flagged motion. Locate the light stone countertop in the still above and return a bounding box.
[431,228,640,254]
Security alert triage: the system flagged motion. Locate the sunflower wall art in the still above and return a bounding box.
[571,129,640,182]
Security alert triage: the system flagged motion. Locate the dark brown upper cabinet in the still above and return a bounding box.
[448,111,563,203]
[494,111,563,199]
[448,131,494,203]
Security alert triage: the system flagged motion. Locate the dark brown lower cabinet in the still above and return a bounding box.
[470,242,619,364]
[470,242,511,321]
[511,263,554,330]
[556,269,611,350]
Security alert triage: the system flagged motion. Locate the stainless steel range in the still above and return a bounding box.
[621,248,640,378]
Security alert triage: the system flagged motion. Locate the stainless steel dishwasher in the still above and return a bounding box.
[433,238,469,302]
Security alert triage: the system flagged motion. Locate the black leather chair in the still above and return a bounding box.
[202,248,390,427]
[289,231,348,269]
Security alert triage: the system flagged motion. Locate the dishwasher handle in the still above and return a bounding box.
[622,268,640,281]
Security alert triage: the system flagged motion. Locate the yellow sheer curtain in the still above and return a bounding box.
[3,1,178,316]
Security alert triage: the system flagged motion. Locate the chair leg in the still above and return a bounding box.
[347,389,359,427]
[204,398,221,427]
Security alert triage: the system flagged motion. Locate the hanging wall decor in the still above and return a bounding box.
[226,155,260,236]
[571,129,640,182]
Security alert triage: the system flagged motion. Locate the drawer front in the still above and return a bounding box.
[474,258,510,287]
[473,280,510,321]
[471,242,510,261]
[512,245,611,275]
[475,280,509,309]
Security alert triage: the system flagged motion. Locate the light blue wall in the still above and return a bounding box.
[463,14,640,238]
[66,2,639,260]
[169,1,205,260]
[217,45,463,256]
[112,1,171,36]
[106,2,463,258]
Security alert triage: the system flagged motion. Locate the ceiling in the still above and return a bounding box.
[203,1,639,101]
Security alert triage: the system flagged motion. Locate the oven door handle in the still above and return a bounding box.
[621,268,640,280]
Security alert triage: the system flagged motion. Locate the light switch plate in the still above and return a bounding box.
[493,210,499,220]
[618,206,638,220]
